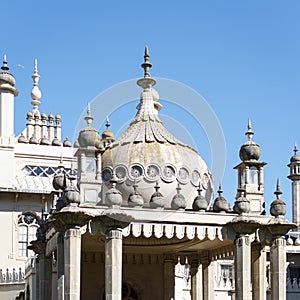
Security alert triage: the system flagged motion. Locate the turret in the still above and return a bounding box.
[234,120,267,214]
[287,145,300,230]
[0,55,18,144]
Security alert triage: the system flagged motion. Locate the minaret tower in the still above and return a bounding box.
[288,145,300,229]
[0,55,19,144]
[234,120,267,214]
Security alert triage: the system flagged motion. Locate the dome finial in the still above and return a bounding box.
[217,183,223,196]
[105,116,110,130]
[142,45,152,78]
[245,118,254,141]
[84,103,93,127]
[294,143,298,155]
[274,178,282,199]
[31,58,42,112]
[1,54,9,71]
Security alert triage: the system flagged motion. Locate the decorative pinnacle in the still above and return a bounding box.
[245,118,254,141]
[1,54,9,71]
[84,103,93,127]
[274,178,282,199]
[141,46,152,78]
[154,181,160,192]
[294,143,298,155]
[217,183,223,196]
[105,116,110,130]
[176,183,182,194]
[31,58,42,107]
[197,183,203,195]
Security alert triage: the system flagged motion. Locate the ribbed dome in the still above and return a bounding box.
[102,48,213,208]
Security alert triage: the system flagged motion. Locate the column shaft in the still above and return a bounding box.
[105,229,123,300]
[64,227,81,300]
[57,233,65,300]
[234,235,251,300]
[163,257,175,300]
[202,255,214,300]
[191,260,202,300]
[270,237,286,300]
[251,243,266,300]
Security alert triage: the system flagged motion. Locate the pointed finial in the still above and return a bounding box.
[176,183,181,194]
[84,103,93,127]
[217,183,223,196]
[294,143,298,155]
[245,118,254,141]
[197,183,203,195]
[105,116,110,129]
[141,45,152,78]
[274,178,282,199]
[1,54,9,71]
[31,58,42,110]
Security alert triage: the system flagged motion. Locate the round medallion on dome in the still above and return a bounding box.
[201,173,210,190]
[161,164,176,183]
[129,164,144,181]
[102,167,113,183]
[114,165,128,183]
[145,164,160,182]
[191,170,201,187]
[177,167,190,185]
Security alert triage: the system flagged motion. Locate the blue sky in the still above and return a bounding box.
[2,1,300,219]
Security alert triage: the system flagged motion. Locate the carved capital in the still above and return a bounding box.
[235,235,251,247]
[106,228,123,240]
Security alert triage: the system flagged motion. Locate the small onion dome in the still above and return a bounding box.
[150,182,165,209]
[102,117,114,141]
[27,111,33,120]
[18,133,28,144]
[64,177,80,206]
[171,184,186,210]
[239,119,260,161]
[40,136,50,145]
[0,56,16,86]
[286,236,293,246]
[63,137,72,147]
[29,135,38,144]
[41,112,47,121]
[270,179,286,217]
[52,137,62,146]
[48,112,54,120]
[192,185,208,211]
[78,127,101,148]
[233,189,250,214]
[53,173,66,191]
[290,145,300,163]
[55,113,61,121]
[213,184,230,213]
[73,139,80,148]
[128,181,144,207]
[106,175,123,207]
[295,238,300,246]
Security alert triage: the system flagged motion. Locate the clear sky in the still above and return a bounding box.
[2,1,300,220]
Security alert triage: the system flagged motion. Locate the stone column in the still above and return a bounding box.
[163,256,175,300]
[234,235,251,300]
[270,237,286,300]
[202,259,214,300]
[191,258,202,300]
[64,226,81,300]
[105,228,123,300]
[57,233,65,300]
[251,243,266,300]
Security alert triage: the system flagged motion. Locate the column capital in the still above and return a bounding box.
[106,228,123,240]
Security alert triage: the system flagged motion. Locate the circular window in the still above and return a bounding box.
[161,164,176,182]
[145,164,160,181]
[177,167,190,184]
[102,167,113,183]
[191,169,201,187]
[114,165,128,182]
[129,164,144,181]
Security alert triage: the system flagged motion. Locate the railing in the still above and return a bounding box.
[0,268,24,284]
[287,278,300,291]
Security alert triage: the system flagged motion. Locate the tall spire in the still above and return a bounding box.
[105,116,110,130]
[245,118,254,141]
[294,143,298,155]
[137,46,156,89]
[31,59,42,113]
[141,46,152,78]
[84,103,93,127]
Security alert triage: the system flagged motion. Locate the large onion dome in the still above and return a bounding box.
[239,119,260,161]
[101,47,213,208]
[290,145,300,163]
